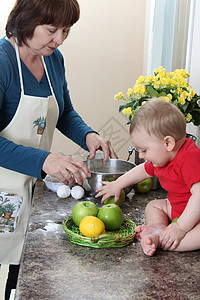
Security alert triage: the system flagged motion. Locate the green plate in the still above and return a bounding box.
[62,216,136,248]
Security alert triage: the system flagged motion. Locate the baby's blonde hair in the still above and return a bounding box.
[129,98,186,141]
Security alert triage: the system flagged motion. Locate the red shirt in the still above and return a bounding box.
[145,138,200,219]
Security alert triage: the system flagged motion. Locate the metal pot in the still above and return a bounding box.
[84,159,136,196]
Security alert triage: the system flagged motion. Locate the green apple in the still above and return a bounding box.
[135,178,152,193]
[104,189,125,207]
[72,201,98,226]
[107,176,115,182]
[97,204,124,230]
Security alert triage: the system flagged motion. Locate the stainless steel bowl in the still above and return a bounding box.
[84,159,136,196]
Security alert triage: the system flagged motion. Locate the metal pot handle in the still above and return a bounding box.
[127,147,145,165]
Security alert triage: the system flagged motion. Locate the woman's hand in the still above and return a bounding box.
[86,132,118,163]
[159,222,187,251]
[42,154,91,185]
[95,181,121,204]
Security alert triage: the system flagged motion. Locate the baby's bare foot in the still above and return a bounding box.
[141,235,159,256]
[135,225,152,241]
[135,224,166,256]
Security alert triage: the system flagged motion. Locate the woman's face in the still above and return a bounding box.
[26,24,70,56]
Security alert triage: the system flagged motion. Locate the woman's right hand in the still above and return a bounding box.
[42,153,91,186]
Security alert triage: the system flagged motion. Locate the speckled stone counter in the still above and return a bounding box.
[15,180,200,300]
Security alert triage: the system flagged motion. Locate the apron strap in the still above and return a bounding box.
[15,38,25,95]
[41,56,55,97]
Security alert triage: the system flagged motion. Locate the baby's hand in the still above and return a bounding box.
[95,181,121,204]
[159,222,187,251]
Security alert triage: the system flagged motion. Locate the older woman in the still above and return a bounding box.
[0,0,117,297]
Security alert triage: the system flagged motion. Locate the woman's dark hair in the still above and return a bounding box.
[6,0,80,46]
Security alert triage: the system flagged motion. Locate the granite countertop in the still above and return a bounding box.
[15,180,200,300]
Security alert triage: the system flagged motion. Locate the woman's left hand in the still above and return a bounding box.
[86,132,118,163]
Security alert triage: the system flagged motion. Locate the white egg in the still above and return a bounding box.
[71,186,85,200]
[57,185,71,198]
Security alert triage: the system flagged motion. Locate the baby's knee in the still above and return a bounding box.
[145,198,170,216]
[145,199,159,210]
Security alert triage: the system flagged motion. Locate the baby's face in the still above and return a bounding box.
[130,127,171,168]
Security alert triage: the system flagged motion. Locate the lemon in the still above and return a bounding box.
[79,216,105,237]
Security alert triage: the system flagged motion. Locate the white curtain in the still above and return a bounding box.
[145,0,192,75]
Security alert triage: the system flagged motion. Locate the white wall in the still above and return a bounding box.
[0,1,16,37]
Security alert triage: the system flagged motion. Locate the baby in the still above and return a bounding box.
[96,98,200,256]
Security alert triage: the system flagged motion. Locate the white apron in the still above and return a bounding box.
[0,39,59,264]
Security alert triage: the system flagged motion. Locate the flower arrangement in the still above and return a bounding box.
[115,66,200,126]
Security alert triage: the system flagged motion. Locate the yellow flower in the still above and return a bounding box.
[145,76,152,83]
[181,81,187,87]
[187,86,195,97]
[138,86,146,94]
[154,66,166,74]
[152,75,159,82]
[133,83,140,92]
[133,83,146,95]
[182,91,189,98]
[137,76,145,83]
[186,113,192,122]
[184,70,190,78]
[173,71,182,78]
[178,96,186,105]
[160,77,168,86]
[153,81,160,89]
[114,92,125,100]
[174,69,190,78]
[176,87,182,95]
[169,79,177,87]
[122,107,132,116]
[127,88,133,96]
[159,96,171,102]
[158,70,166,78]
[177,77,187,86]
[115,67,199,126]
[167,94,172,100]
